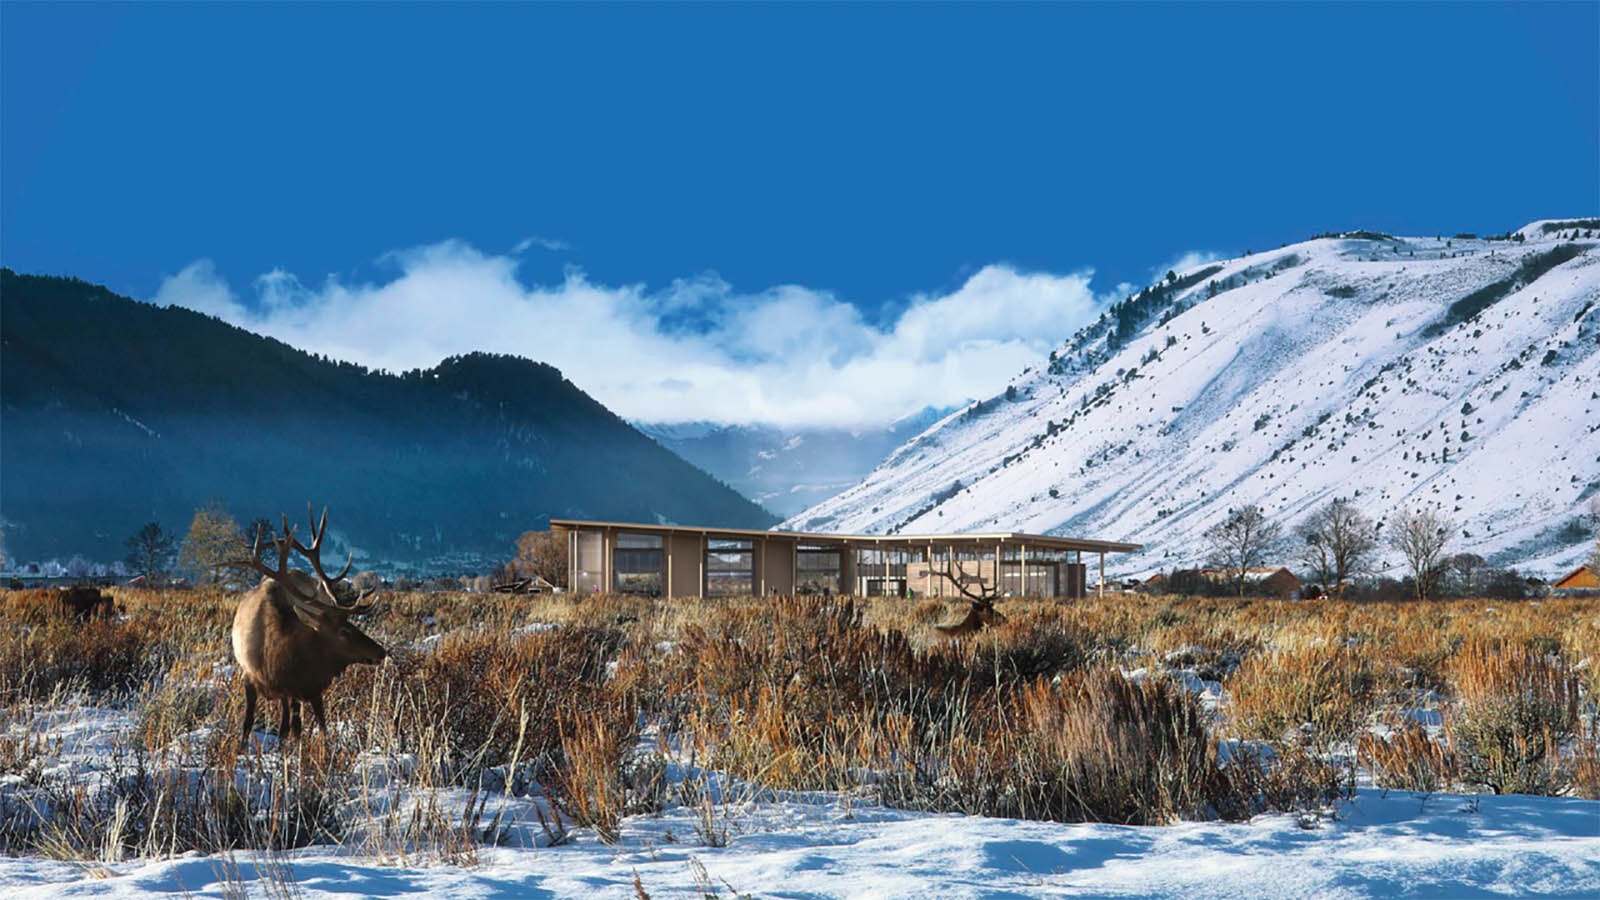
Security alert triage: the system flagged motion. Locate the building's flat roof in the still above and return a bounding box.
[549,518,1141,554]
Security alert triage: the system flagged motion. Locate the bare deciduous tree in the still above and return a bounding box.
[1389,506,1455,602]
[1448,553,1486,598]
[1589,498,1600,574]
[1297,498,1377,594]
[125,521,177,585]
[511,529,569,588]
[1204,505,1282,597]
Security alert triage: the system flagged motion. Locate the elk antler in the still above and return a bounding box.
[234,506,375,616]
[239,512,299,587]
[290,503,376,615]
[934,554,1000,604]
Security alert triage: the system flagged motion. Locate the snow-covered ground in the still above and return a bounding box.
[1,693,1595,899]
[787,221,1600,580]
[6,787,1597,898]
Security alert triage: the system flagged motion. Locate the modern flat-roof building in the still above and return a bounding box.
[551,519,1141,600]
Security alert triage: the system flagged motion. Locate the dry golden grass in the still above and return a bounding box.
[0,584,1594,858]
[1360,721,1457,792]
[1444,638,1581,795]
[1226,642,1378,747]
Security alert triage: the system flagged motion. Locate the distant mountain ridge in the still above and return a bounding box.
[636,407,951,518]
[0,270,775,572]
[788,220,1600,578]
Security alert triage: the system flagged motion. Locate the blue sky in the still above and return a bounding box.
[4,2,1596,425]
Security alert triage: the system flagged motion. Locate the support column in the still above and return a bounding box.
[757,538,766,597]
[1099,551,1106,600]
[883,538,896,595]
[1020,544,1028,598]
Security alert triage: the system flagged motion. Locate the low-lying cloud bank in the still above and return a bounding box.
[152,242,1115,428]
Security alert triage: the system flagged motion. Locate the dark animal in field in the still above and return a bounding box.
[933,595,1007,639]
[57,585,116,621]
[232,506,385,749]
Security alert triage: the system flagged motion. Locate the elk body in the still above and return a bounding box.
[933,596,1006,639]
[57,585,115,621]
[930,557,1007,640]
[232,507,385,749]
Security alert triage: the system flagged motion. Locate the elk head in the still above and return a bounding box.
[931,556,1007,640]
[933,595,1007,640]
[231,505,385,750]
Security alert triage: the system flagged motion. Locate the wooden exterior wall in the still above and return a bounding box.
[665,533,704,599]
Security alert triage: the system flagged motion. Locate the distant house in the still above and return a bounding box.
[1201,566,1303,598]
[1148,566,1303,598]
[1553,564,1599,594]
[493,574,559,594]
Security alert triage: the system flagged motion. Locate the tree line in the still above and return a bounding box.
[1195,497,1592,601]
[119,505,280,586]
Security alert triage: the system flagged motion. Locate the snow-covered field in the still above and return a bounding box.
[4,586,1597,899]
[6,783,1596,898]
[1,690,1595,900]
[789,221,1600,581]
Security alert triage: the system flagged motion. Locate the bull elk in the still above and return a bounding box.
[933,595,1007,639]
[232,505,385,749]
[931,557,1007,639]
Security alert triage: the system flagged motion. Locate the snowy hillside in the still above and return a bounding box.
[788,220,1600,579]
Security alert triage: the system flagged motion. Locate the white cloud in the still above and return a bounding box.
[152,241,1110,428]
[512,236,571,253]
[1151,250,1223,283]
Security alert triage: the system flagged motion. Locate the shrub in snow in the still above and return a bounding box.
[1444,640,1579,796]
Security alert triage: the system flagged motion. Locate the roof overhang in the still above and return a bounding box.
[549,518,1142,554]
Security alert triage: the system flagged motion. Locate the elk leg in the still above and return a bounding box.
[240,682,258,750]
[308,695,328,734]
[278,698,293,739]
[290,701,304,737]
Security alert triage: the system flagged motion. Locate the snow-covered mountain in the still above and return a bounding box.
[786,220,1600,579]
[638,407,951,518]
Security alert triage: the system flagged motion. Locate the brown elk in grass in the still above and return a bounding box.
[931,558,1007,639]
[232,505,385,749]
[57,585,116,621]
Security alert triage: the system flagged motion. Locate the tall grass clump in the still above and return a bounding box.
[1444,639,1580,795]
[344,624,634,786]
[672,594,1341,824]
[924,666,1218,824]
[1226,642,1376,747]
[1359,722,1457,793]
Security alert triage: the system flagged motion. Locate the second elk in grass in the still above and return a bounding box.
[232,505,386,750]
[933,596,1006,640]
[931,557,1007,640]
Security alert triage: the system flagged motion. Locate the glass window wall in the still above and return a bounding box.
[797,546,842,595]
[574,531,606,595]
[706,539,753,597]
[614,532,663,594]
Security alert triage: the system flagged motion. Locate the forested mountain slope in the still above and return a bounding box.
[1,270,774,571]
